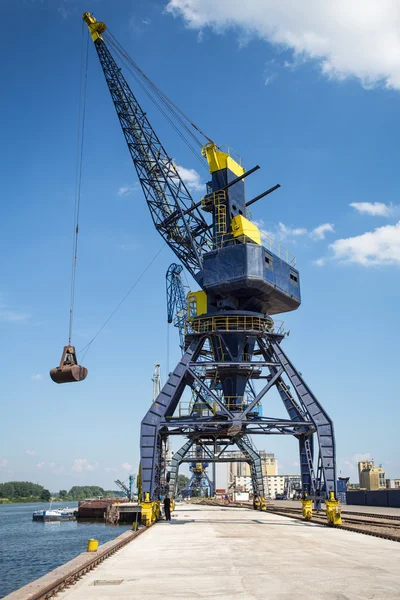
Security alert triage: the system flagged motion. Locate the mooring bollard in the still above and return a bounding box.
[87,538,99,552]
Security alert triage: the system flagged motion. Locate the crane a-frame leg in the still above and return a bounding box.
[139,329,337,524]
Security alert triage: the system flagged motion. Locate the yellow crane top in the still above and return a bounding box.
[82,12,107,42]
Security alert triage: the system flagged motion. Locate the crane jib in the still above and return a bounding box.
[91,36,211,278]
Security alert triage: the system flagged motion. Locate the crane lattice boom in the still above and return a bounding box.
[83,14,211,277]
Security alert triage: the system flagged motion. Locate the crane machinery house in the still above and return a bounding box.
[198,143,300,316]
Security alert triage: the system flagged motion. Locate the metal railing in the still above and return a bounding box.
[187,315,274,334]
[260,232,296,267]
[176,399,262,418]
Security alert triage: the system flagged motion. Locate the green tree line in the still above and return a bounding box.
[0,481,50,502]
[0,482,125,503]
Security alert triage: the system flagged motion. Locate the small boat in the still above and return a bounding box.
[32,506,77,522]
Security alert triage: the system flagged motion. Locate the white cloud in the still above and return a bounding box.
[264,75,276,86]
[310,223,335,240]
[121,462,133,472]
[174,163,204,192]
[254,220,334,245]
[0,459,8,469]
[166,0,400,90]
[25,449,36,456]
[264,59,277,85]
[58,6,68,20]
[31,374,42,382]
[253,219,274,241]
[342,453,373,475]
[313,258,326,267]
[278,222,308,238]
[330,221,400,265]
[72,458,97,473]
[117,183,139,197]
[350,202,392,216]
[36,462,45,469]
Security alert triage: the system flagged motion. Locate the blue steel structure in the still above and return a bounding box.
[84,12,339,524]
[166,263,188,353]
[166,262,214,496]
[182,461,214,498]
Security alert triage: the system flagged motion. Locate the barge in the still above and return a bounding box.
[33,507,76,522]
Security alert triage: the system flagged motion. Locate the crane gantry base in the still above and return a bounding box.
[140,327,337,515]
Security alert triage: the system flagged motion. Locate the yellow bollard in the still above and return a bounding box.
[87,539,99,552]
[302,497,313,520]
[325,492,342,526]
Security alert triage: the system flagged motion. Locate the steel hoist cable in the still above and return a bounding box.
[104,30,212,171]
[49,26,90,384]
[68,25,89,345]
[78,243,166,361]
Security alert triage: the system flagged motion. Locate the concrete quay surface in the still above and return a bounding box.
[56,503,400,600]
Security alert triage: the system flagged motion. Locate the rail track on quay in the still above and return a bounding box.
[197,500,400,543]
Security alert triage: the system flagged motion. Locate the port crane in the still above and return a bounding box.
[115,475,135,501]
[83,12,341,525]
[183,460,214,498]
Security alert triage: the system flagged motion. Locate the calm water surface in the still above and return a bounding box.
[0,502,130,598]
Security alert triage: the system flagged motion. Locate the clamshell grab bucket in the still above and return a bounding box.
[50,345,88,384]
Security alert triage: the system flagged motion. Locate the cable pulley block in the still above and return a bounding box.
[50,345,88,384]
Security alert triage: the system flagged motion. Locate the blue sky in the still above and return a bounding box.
[1,0,400,491]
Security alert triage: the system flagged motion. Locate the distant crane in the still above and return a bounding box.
[183,461,214,498]
[152,364,161,402]
[115,475,135,501]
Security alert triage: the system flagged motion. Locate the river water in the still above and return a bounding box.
[0,502,131,598]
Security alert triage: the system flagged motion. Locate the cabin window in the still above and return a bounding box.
[290,270,298,284]
[264,252,273,271]
[189,298,197,318]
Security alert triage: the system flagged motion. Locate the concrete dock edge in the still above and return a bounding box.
[3,525,150,600]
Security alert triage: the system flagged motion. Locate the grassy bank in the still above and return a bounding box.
[0,497,46,504]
